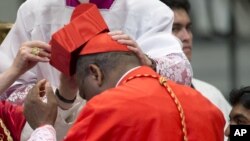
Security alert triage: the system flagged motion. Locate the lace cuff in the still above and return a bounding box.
[28,125,56,141]
[0,83,34,105]
[153,53,193,86]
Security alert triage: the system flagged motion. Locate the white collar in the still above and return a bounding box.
[115,66,141,87]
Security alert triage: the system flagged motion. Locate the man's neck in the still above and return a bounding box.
[116,66,141,87]
[108,64,141,88]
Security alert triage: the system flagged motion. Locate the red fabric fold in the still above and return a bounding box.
[50,4,108,76]
[80,33,129,55]
[0,101,26,141]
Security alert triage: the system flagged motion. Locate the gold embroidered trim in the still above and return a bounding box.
[0,118,13,141]
[124,74,188,141]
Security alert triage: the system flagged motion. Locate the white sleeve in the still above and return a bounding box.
[28,125,56,141]
[0,1,37,85]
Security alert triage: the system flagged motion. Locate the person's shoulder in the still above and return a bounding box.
[192,78,222,94]
[126,0,173,16]
[23,0,64,6]
[88,87,135,105]
[168,80,198,94]
[19,0,64,12]
[86,85,151,113]
[192,78,231,117]
[84,89,135,120]
[167,80,220,106]
[17,0,70,31]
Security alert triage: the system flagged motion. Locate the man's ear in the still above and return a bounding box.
[88,64,103,86]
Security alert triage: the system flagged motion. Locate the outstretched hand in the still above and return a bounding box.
[24,79,57,130]
[108,31,152,67]
[11,41,51,76]
[0,41,51,95]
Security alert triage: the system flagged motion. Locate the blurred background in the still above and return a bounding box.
[0,0,249,100]
[189,0,250,99]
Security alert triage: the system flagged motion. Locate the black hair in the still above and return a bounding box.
[76,51,140,84]
[160,0,191,13]
[229,86,250,109]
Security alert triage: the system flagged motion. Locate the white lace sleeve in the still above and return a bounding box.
[153,53,193,86]
[28,125,56,141]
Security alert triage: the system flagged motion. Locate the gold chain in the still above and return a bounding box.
[124,74,188,141]
[0,118,13,141]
